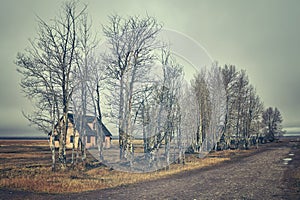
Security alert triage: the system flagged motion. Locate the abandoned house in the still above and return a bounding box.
[49,113,112,149]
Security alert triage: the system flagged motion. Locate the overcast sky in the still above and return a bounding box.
[0,0,299,137]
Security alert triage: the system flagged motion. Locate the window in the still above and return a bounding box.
[87,135,91,143]
[70,135,74,143]
[54,135,59,141]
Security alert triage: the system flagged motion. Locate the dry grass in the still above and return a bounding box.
[0,140,254,194]
[111,139,144,144]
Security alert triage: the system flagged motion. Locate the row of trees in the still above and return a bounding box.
[16,1,182,170]
[17,1,283,171]
[190,64,283,152]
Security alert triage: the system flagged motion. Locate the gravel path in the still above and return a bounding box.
[72,145,291,200]
[0,141,296,200]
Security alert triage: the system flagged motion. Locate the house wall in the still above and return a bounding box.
[104,136,111,149]
[85,136,96,149]
[51,134,111,150]
[65,126,80,149]
[85,136,111,149]
[50,120,80,149]
[49,117,111,150]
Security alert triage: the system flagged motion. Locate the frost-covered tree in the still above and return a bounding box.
[221,65,238,147]
[207,63,226,150]
[102,14,162,160]
[191,69,211,152]
[262,107,283,141]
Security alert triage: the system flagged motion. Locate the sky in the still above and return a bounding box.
[0,0,299,137]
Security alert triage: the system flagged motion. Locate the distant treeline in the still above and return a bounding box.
[0,137,48,140]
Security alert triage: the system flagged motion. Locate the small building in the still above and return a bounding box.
[49,113,112,149]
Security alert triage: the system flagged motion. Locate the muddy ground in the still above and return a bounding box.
[0,138,299,199]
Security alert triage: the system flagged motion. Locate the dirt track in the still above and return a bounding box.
[1,139,299,200]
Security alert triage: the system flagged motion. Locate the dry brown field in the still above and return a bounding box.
[0,139,255,194]
[0,140,300,198]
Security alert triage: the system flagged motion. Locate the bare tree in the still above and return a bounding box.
[243,86,263,148]
[262,107,283,142]
[207,63,226,151]
[84,54,106,162]
[134,49,184,168]
[179,83,198,155]
[191,69,211,153]
[191,64,226,153]
[102,14,162,160]
[71,10,101,165]
[159,49,184,167]
[17,52,60,170]
[16,1,88,169]
[221,65,238,149]
[232,70,249,143]
[219,65,266,149]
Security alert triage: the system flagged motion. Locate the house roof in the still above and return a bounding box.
[69,113,112,137]
[49,113,112,137]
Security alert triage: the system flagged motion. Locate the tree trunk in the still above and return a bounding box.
[51,134,56,171]
[119,77,125,160]
[71,127,76,166]
[96,83,104,161]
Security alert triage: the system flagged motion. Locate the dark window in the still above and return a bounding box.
[54,135,59,141]
[70,135,74,143]
[87,135,91,143]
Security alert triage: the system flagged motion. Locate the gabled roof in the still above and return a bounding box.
[49,113,112,137]
[69,113,112,137]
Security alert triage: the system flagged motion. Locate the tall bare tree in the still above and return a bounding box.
[17,51,60,170]
[16,1,88,169]
[81,53,106,162]
[134,49,184,168]
[243,86,263,148]
[262,107,283,141]
[102,14,162,160]
[72,10,101,164]
[221,65,238,148]
[178,82,198,160]
[191,69,211,153]
[159,49,184,167]
[232,70,249,142]
[207,63,226,151]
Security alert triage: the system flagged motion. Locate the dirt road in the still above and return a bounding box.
[1,140,299,199]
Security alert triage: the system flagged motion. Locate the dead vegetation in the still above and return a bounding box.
[0,140,260,194]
